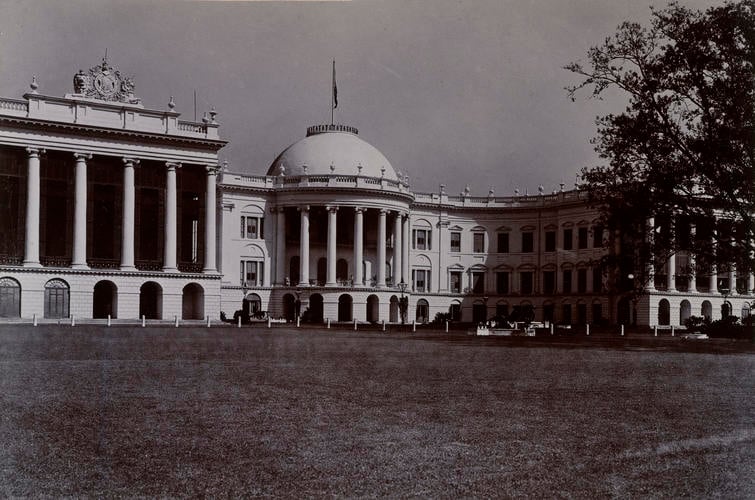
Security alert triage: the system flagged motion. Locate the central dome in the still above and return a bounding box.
[267,124,399,181]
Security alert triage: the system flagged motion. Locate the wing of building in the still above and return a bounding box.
[1,62,752,326]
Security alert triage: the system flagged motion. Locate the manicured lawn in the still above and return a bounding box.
[1,325,753,497]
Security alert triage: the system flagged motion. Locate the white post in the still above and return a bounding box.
[32,313,37,326]
[585,324,590,336]
[142,315,146,327]
[71,315,75,327]
[174,315,179,327]
[327,318,331,329]
[207,316,211,328]
[654,325,658,336]
[107,314,111,327]
[203,165,218,273]
[267,317,271,328]
[382,319,386,331]
[163,162,179,272]
[296,316,300,328]
[71,153,91,269]
[412,320,416,332]
[445,320,449,333]
[621,324,625,336]
[550,323,554,335]
[671,325,675,336]
[24,147,43,267]
[354,318,357,331]
[237,315,241,328]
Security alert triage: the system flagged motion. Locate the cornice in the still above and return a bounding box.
[0,265,222,280]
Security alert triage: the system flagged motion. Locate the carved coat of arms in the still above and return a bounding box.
[72,58,140,104]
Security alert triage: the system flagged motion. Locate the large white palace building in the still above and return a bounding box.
[1,61,752,326]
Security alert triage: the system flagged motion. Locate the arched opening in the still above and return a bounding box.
[416,299,430,324]
[701,300,712,321]
[317,257,327,285]
[44,279,69,319]
[679,300,691,325]
[308,293,324,323]
[617,297,631,325]
[472,300,486,324]
[721,301,731,318]
[338,294,353,322]
[336,258,348,283]
[742,304,751,325]
[389,295,399,323]
[366,294,379,323]
[282,293,296,322]
[139,281,162,319]
[543,302,555,324]
[449,301,461,321]
[289,256,300,286]
[93,280,118,319]
[182,283,204,319]
[0,277,21,318]
[576,301,587,324]
[243,293,262,319]
[658,299,670,326]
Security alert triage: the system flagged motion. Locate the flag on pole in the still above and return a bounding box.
[332,60,338,109]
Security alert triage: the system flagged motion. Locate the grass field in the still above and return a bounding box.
[1,325,753,497]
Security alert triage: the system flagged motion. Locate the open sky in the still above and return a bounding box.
[0,0,721,195]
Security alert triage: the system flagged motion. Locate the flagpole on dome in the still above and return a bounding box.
[331,59,337,126]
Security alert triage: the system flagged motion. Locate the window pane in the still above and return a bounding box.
[498,233,509,253]
[522,232,533,253]
[240,217,245,238]
[521,272,533,294]
[563,229,573,250]
[545,231,556,252]
[450,232,461,252]
[473,233,484,253]
[578,227,588,249]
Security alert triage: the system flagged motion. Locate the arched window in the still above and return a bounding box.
[0,277,21,318]
[416,299,430,324]
[93,280,117,319]
[338,294,353,322]
[182,283,204,320]
[658,299,670,326]
[44,279,70,319]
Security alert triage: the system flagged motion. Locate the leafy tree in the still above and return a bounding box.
[566,1,754,296]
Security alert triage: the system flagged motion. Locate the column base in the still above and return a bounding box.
[120,265,137,271]
[202,268,219,274]
[297,282,310,287]
[162,267,179,273]
[22,261,42,268]
[325,281,338,287]
[71,263,90,270]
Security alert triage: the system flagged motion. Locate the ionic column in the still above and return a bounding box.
[377,209,387,287]
[667,253,677,292]
[687,224,697,293]
[276,207,286,285]
[645,217,656,291]
[203,165,218,273]
[326,206,338,286]
[401,215,410,284]
[71,152,91,269]
[299,206,310,286]
[120,157,139,271]
[163,162,180,272]
[392,212,402,286]
[23,147,44,267]
[353,207,364,286]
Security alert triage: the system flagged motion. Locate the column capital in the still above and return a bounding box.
[205,164,220,175]
[26,147,45,157]
[354,206,365,214]
[122,157,140,167]
[166,161,182,171]
[270,205,285,214]
[379,208,388,215]
[298,205,310,213]
[73,152,92,161]
[326,205,339,213]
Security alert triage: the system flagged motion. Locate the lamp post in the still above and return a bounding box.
[398,280,408,324]
[719,279,731,319]
[627,274,638,326]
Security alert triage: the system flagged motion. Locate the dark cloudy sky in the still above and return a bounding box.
[0,0,720,195]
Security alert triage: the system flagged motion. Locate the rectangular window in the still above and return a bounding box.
[471,272,485,294]
[577,268,587,293]
[240,260,264,286]
[496,303,508,318]
[241,216,264,239]
[450,232,461,252]
[563,229,573,250]
[593,226,603,248]
[413,269,430,292]
[497,233,509,253]
[562,270,572,293]
[578,227,588,249]
[543,271,556,294]
[545,231,556,252]
[562,304,572,324]
[592,267,602,292]
[473,233,485,253]
[450,271,462,293]
[521,232,533,253]
[496,271,509,294]
[520,272,533,294]
[413,229,430,250]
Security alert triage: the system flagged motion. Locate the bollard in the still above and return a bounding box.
[654,325,658,336]
[296,316,300,328]
[237,315,241,328]
[142,315,146,327]
[207,316,211,328]
[550,323,554,335]
[267,317,271,328]
[327,318,331,329]
[174,315,179,328]
[412,320,416,332]
[33,313,37,327]
[71,315,75,327]
[382,319,386,331]
[620,324,625,336]
[445,320,449,333]
[107,314,111,327]
[671,326,675,336]
[585,324,590,336]
[354,319,358,331]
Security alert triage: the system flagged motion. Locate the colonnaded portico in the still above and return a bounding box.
[0,58,226,320]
